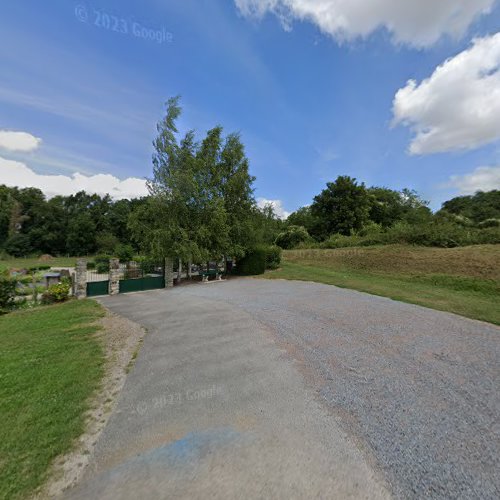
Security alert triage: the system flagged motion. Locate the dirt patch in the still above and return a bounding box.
[34,308,146,499]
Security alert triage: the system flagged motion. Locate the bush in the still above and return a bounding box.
[275,225,311,249]
[0,277,17,314]
[86,261,96,270]
[235,247,267,275]
[4,234,32,257]
[264,245,282,270]
[114,244,135,262]
[41,278,71,305]
[94,255,110,274]
[27,265,51,272]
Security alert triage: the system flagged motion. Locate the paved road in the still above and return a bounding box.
[67,279,499,499]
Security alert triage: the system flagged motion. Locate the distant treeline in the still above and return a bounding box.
[276,178,500,249]
[1,179,499,258]
[0,187,147,257]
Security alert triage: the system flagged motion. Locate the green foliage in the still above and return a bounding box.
[94,255,110,274]
[315,221,500,249]
[264,245,282,269]
[0,277,16,313]
[27,265,51,272]
[275,225,311,249]
[114,243,135,262]
[132,97,256,263]
[235,247,267,275]
[311,176,371,237]
[86,261,96,270]
[41,278,71,304]
[440,190,500,223]
[96,231,120,254]
[4,233,31,257]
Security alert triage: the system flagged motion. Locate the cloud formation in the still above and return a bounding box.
[447,166,500,195]
[0,156,148,200]
[234,0,495,46]
[0,130,42,152]
[393,33,500,155]
[257,197,290,218]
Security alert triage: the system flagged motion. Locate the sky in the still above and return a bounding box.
[1,1,500,216]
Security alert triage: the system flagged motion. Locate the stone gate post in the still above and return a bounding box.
[75,258,87,299]
[109,258,120,295]
[165,257,174,288]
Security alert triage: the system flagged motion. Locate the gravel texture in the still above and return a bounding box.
[177,278,500,500]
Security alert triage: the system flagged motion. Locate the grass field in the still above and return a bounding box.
[0,256,83,270]
[264,245,500,325]
[0,300,105,499]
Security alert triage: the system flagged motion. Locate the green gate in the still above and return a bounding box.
[119,275,165,293]
[119,261,165,294]
[87,280,109,297]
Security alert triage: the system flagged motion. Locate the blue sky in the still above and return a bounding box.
[1,1,499,214]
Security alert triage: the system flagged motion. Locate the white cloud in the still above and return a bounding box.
[257,197,291,218]
[0,130,42,152]
[447,166,500,195]
[393,33,500,155]
[235,0,495,47]
[0,156,148,200]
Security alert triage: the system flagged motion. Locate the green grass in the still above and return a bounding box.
[0,256,83,270]
[263,246,500,325]
[0,300,105,499]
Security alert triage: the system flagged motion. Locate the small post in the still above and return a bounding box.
[177,258,182,283]
[164,257,174,288]
[109,258,120,295]
[75,258,87,299]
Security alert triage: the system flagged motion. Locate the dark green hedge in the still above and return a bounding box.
[235,247,267,276]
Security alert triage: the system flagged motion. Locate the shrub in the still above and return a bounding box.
[86,261,96,270]
[27,265,51,272]
[235,247,267,275]
[41,278,71,305]
[275,225,311,249]
[0,277,17,314]
[94,255,110,274]
[264,245,282,270]
[114,244,135,262]
[4,234,32,257]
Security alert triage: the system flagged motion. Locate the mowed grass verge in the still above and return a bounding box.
[0,300,105,499]
[0,256,82,270]
[263,245,500,325]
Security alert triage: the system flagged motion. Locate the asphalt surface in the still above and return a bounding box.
[67,279,499,499]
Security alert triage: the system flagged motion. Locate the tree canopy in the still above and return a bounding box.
[129,96,257,263]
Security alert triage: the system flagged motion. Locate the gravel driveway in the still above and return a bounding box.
[68,279,499,499]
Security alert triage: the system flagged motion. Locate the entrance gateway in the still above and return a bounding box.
[86,260,166,297]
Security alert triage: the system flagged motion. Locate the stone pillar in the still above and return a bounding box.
[177,258,182,282]
[75,258,87,299]
[165,257,174,288]
[109,258,120,295]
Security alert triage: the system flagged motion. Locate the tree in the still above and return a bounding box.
[440,190,500,223]
[66,214,97,255]
[275,225,310,249]
[131,96,256,263]
[5,234,31,257]
[311,176,371,237]
[287,206,322,239]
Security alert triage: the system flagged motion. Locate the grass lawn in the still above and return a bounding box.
[0,256,83,270]
[0,300,105,499]
[264,245,500,325]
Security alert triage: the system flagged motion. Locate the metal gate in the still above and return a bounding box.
[86,266,110,297]
[87,280,109,297]
[119,261,165,294]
